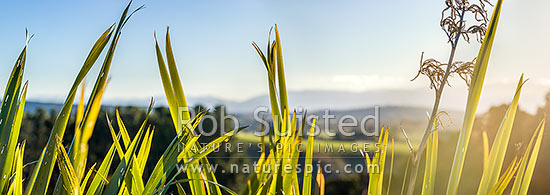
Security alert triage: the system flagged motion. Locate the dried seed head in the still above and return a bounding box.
[452,58,476,86]
[412,1,489,90]
[441,0,493,45]
[411,53,446,90]
[411,52,475,90]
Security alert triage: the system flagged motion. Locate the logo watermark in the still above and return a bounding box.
[176,105,381,138]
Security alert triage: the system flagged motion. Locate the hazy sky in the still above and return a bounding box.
[0,0,549,112]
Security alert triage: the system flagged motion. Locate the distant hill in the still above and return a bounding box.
[25,99,463,134]
[24,101,115,114]
[25,101,70,113]
[29,82,547,115]
[234,105,464,138]
[25,89,467,135]
[189,89,438,113]
[25,89,441,114]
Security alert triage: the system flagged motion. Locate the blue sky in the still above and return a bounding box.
[0,0,549,111]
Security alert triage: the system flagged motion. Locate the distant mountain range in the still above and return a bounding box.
[24,101,70,114]
[25,89,469,133]
[24,87,519,116]
[182,85,546,114]
[92,89,450,114]
[27,89,440,111]
[199,89,439,113]
[24,101,115,114]
[26,84,547,133]
[26,80,550,115]
[24,99,464,137]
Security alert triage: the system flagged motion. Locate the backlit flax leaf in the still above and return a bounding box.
[85,134,120,195]
[55,137,80,195]
[482,130,489,170]
[80,163,96,190]
[0,39,28,194]
[302,118,316,195]
[446,0,503,193]
[477,75,524,195]
[511,119,545,195]
[517,119,545,195]
[143,113,206,194]
[33,2,142,194]
[156,125,247,194]
[422,128,438,195]
[488,157,520,195]
[386,138,395,195]
[316,167,325,195]
[29,24,114,195]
